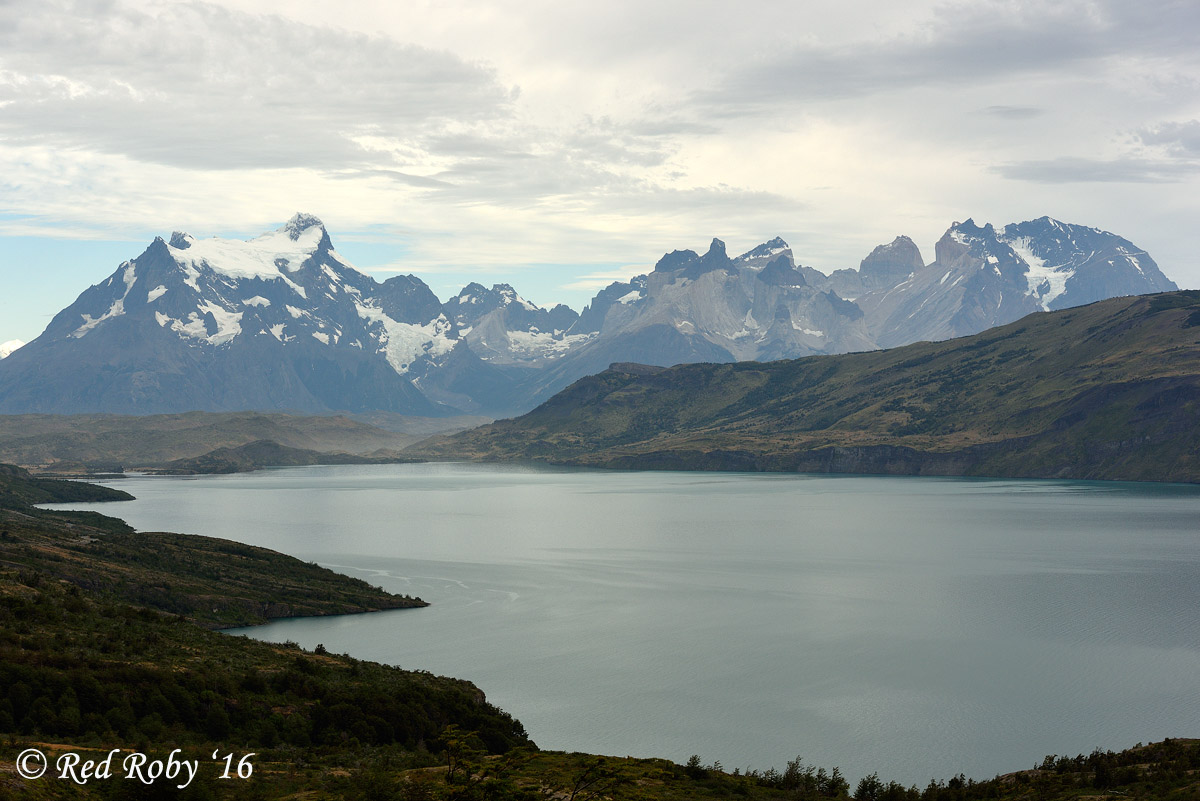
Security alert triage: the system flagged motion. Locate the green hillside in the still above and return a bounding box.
[423,291,1200,482]
[0,561,531,800]
[0,464,425,628]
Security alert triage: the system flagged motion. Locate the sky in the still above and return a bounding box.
[1,0,1198,344]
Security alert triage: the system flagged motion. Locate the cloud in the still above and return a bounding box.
[0,0,710,234]
[560,264,652,292]
[2,0,1200,299]
[356,263,475,275]
[1138,120,1200,157]
[993,156,1200,183]
[0,0,515,170]
[334,169,453,189]
[995,116,1200,184]
[979,106,1045,120]
[693,0,1200,112]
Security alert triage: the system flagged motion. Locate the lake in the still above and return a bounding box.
[59,463,1200,786]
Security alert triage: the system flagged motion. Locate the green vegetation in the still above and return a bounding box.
[0,465,425,628]
[0,463,134,508]
[0,569,530,800]
[0,576,527,753]
[422,291,1200,483]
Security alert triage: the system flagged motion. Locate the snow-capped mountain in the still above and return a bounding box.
[0,340,23,359]
[850,217,1176,348]
[994,217,1174,310]
[443,282,588,365]
[0,214,1176,418]
[0,215,552,416]
[518,218,1175,406]
[529,236,875,402]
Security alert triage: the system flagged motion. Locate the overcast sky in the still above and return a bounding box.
[2,0,1198,343]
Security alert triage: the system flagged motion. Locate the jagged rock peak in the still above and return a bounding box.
[737,237,791,261]
[1033,215,1067,229]
[706,238,727,257]
[653,249,700,272]
[859,235,924,285]
[884,235,916,249]
[862,235,923,267]
[281,212,326,240]
[940,219,1000,253]
[948,218,997,239]
[759,255,807,286]
[168,231,194,249]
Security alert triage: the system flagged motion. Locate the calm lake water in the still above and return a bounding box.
[59,463,1200,786]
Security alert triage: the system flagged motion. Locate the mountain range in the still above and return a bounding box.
[0,213,1176,417]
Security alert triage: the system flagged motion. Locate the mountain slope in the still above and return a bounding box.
[424,291,1200,483]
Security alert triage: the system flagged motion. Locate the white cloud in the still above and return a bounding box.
[0,0,514,170]
[994,156,1200,183]
[561,264,652,293]
[1138,120,1200,157]
[0,0,1198,312]
[694,0,1200,110]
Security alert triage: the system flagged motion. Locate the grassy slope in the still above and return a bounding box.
[0,573,531,800]
[425,291,1200,482]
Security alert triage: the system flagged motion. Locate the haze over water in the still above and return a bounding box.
[63,464,1200,786]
